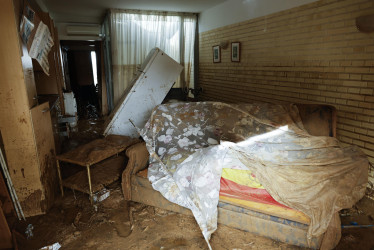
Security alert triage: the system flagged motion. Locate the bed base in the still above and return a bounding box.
[130,174,322,249]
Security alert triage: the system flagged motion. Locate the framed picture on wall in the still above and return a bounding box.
[231,42,240,62]
[213,45,221,63]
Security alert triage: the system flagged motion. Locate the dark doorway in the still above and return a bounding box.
[60,40,102,119]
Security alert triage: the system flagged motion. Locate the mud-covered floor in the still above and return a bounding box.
[13,182,302,250]
[12,117,374,250]
[338,196,374,250]
[12,183,374,250]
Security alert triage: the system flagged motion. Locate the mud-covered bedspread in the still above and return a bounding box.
[139,102,368,249]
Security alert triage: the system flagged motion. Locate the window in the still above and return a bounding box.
[90,51,98,86]
[108,10,197,106]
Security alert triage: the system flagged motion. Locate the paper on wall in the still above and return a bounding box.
[19,16,34,45]
[29,21,54,76]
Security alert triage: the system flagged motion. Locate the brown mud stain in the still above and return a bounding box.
[110,202,132,238]
[151,237,189,249]
[20,189,42,215]
[19,117,27,124]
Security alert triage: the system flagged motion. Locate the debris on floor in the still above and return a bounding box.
[39,242,61,250]
[12,175,374,250]
[12,181,308,250]
[93,188,110,203]
[336,196,374,250]
[25,224,34,239]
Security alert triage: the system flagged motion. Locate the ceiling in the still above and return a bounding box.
[39,0,227,24]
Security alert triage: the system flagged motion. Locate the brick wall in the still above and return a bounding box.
[199,0,374,185]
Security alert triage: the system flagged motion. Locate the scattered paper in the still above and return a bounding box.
[19,16,34,45]
[29,21,54,75]
[39,243,61,250]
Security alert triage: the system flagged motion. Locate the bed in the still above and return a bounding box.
[121,102,368,249]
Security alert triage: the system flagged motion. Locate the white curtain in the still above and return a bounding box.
[110,9,197,106]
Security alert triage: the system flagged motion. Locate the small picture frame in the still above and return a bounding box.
[231,42,240,62]
[213,45,221,63]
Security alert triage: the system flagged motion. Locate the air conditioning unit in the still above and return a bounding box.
[66,25,101,36]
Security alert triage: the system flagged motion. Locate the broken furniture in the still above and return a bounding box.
[0,0,58,217]
[122,102,368,249]
[56,135,139,203]
[60,92,78,129]
[58,92,78,138]
[104,47,183,137]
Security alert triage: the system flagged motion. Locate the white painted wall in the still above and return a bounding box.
[199,0,319,33]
